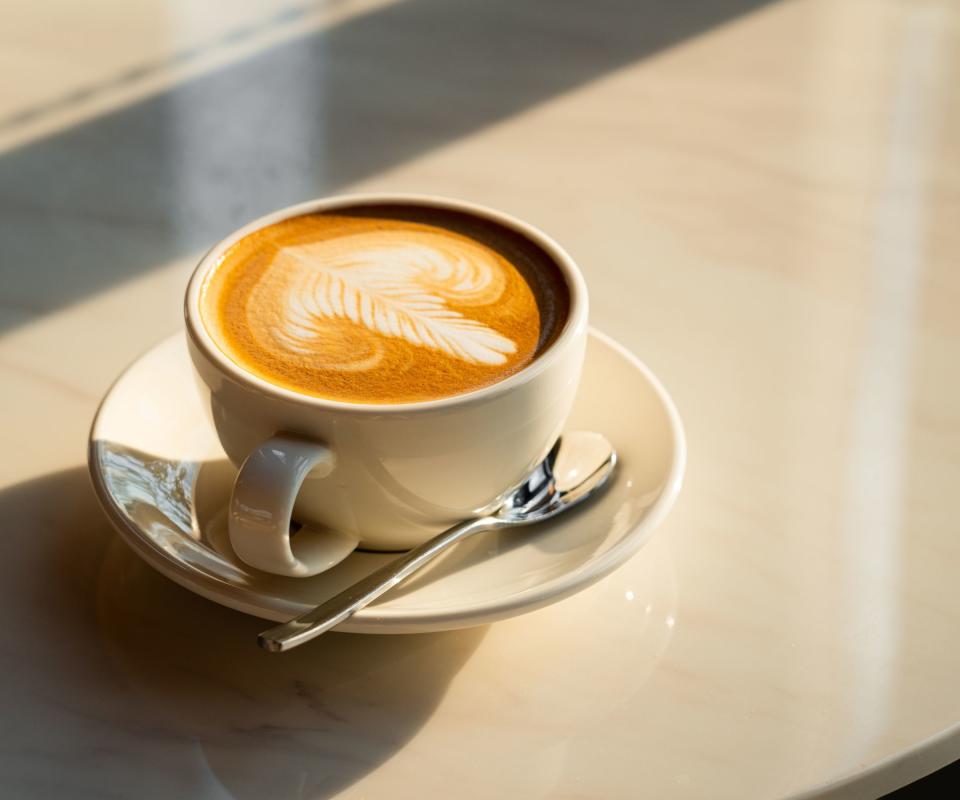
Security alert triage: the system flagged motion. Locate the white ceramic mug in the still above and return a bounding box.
[185,194,588,577]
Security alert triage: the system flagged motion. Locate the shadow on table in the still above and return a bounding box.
[0,467,485,799]
[0,0,777,331]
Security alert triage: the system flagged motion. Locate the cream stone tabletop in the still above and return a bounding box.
[2,0,959,797]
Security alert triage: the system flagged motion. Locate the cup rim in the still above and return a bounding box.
[185,193,589,415]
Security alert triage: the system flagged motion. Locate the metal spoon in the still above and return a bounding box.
[258,431,617,652]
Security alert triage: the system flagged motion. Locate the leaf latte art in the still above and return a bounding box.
[269,232,516,369]
[201,209,569,404]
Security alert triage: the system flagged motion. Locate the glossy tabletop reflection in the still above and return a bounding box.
[2,0,959,797]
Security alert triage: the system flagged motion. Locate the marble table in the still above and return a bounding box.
[2,0,959,796]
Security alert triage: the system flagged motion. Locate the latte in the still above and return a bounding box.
[200,204,569,403]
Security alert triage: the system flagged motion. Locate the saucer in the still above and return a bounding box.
[88,329,685,633]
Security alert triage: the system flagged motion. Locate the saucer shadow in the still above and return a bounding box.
[0,467,485,799]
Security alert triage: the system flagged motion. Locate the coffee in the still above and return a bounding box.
[200,204,569,403]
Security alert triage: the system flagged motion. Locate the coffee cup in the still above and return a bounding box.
[185,194,588,577]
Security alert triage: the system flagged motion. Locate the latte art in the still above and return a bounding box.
[201,206,569,403]
[265,231,517,370]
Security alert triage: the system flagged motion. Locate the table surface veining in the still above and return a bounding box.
[2,1,959,797]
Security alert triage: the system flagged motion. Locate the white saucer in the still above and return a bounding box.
[88,329,685,633]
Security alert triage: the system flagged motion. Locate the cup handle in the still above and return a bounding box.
[228,433,359,577]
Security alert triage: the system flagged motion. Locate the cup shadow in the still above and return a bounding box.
[0,0,777,333]
[0,466,485,799]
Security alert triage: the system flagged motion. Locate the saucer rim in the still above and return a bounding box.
[88,327,686,631]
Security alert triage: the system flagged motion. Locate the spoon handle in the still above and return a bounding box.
[258,515,503,651]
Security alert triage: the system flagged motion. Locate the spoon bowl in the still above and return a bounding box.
[499,432,617,524]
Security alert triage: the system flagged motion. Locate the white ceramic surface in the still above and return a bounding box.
[184,194,589,576]
[88,329,685,632]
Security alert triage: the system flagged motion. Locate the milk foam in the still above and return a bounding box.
[248,230,518,372]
